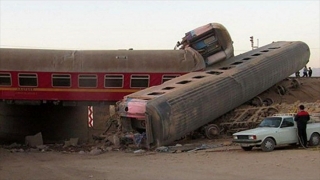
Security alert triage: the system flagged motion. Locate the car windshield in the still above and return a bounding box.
[258,117,282,127]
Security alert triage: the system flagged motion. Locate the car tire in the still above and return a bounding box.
[261,138,275,152]
[309,133,320,146]
[241,146,253,151]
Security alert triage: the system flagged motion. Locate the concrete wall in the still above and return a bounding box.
[0,103,111,144]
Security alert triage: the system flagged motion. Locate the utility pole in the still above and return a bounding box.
[250,36,259,50]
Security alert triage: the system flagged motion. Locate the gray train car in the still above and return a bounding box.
[118,41,310,147]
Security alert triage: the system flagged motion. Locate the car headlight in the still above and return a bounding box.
[233,135,238,139]
[248,135,257,140]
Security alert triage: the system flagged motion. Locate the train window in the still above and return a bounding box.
[192,75,205,79]
[147,92,165,96]
[242,58,251,60]
[18,74,37,87]
[260,50,269,52]
[231,62,243,65]
[219,66,233,70]
[176,80,191,84]
[131,75,149,88]
[0,73,11,86]
[105,75,123,88]
[79,75,97,88]
[251,53,261,56]
[162,87,175,90]
[52,74,71,87]
[162,75,180,83]
[206,71,223,75]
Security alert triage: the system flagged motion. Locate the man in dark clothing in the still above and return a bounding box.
[308,67,312,77]
[294,105,310,147]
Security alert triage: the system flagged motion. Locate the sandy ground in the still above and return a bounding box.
[1,78,319,180]
[1,142,319,180]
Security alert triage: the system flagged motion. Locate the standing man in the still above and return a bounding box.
[302,66,308,77]
[308,67,312,77]
[294,105,310,148]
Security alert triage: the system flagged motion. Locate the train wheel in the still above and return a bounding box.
[263,98,274,106]
[267,107,278,116]
[251,96,263,106]
[276,85,286,95]
[291,79,300,89]
[204,124,220,139]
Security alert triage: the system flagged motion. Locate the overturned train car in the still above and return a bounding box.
[118,41,310,147]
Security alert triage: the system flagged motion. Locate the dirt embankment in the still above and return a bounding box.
[257,77,320,105]
[254,77,320,120]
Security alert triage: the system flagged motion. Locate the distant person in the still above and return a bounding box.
[308,67,312,77]
[294,105,310,148]
[295,71,300,77]
[302,66,308,77]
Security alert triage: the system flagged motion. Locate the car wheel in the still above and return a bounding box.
[204,124,220,139]
[309,133,320,146]
[261,138,275,152]
[241,146,253,151]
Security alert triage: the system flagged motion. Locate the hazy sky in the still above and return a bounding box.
[1,0,319,68]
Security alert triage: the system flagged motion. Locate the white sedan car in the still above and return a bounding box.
[232,114,320,152]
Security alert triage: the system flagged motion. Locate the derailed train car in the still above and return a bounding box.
[0,23,233,105]
[118,41,310,147]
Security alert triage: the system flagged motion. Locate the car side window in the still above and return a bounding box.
[281,118,294,127]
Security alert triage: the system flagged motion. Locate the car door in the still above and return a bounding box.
[276,117,297,144]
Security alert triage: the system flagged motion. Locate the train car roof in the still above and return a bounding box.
[0,48,205,73]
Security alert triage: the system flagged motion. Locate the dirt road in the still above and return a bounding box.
[1,144,319,180]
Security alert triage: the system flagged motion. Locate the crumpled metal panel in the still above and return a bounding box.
[180,23,234,66]
[142,41,309,147]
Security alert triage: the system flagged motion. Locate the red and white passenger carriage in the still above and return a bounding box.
[0,23,233,105]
